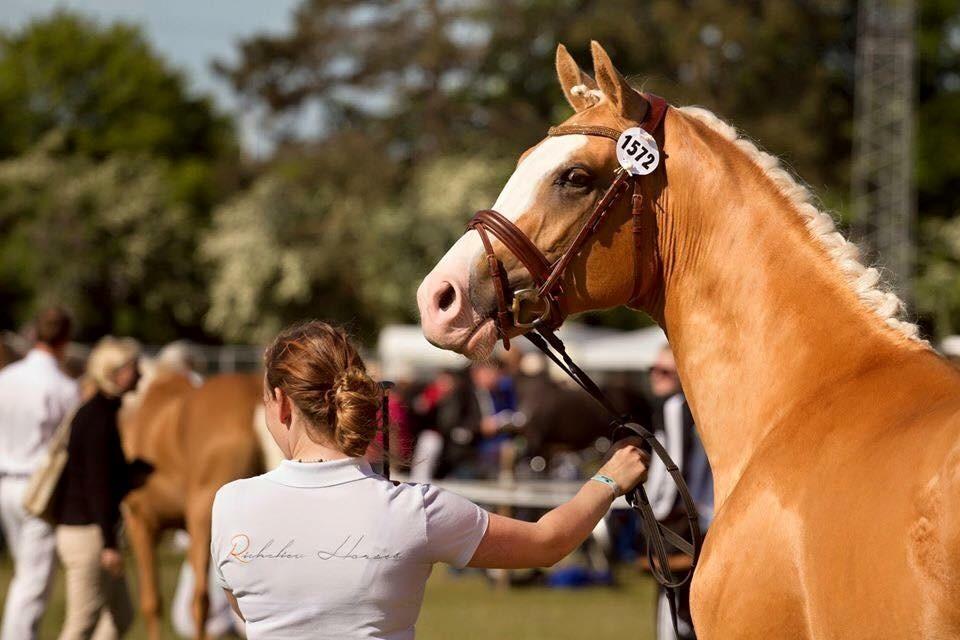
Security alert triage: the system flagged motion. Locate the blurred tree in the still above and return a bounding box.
[0,11,235,162]
[0,12,239,341]
[217,0,860,184]
[915,0,960,334]
[916,216,960,336]
[916,0,960,221]
[0,135,212,342]
[203,134,512,342]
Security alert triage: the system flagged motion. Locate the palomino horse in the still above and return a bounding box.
[418,41,960,638]
[121,369,266,639]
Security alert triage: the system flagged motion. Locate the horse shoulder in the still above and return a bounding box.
[907,404,960,637]
[690,474,812,640]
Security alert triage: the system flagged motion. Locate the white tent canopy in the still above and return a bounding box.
[941,335,960,357]
[576,326,668,371]
[376,325,470,379]
[376,323,668,379]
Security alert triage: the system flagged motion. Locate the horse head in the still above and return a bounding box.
[418,42,668,358]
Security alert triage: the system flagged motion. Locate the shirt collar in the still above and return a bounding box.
[265,457,377,488]
[25,348,58,368]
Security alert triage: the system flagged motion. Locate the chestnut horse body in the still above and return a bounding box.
[121,371,264,640]
[418,42,960,638]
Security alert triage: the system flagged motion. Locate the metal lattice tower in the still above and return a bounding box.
[851,0,916,302]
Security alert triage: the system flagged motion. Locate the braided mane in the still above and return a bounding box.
[569,84,922,341]
[677,106,922,342]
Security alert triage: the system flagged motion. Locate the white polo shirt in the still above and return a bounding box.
[211,458,489,640]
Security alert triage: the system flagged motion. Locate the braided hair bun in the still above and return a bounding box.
[330,367,381,457]
[264,321,380,457]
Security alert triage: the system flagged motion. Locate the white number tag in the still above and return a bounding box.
[616,127,660,176]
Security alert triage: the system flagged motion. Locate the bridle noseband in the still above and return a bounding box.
[467,94,668,349]
[464,94,702,635]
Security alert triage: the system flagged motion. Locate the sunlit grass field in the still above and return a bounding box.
[1,542,657,639]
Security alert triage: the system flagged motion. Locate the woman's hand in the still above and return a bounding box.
[100,548,124,577]
[468,438,652,570]
[597,439,650,497]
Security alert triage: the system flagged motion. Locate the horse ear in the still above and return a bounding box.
[556,44,598,112]
[590,41,648,120]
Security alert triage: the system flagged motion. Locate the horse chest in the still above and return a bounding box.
[689,499,812,640]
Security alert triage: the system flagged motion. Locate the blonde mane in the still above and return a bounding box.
[676,105,923,343]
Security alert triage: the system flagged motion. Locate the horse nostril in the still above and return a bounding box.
[437,282,457,312]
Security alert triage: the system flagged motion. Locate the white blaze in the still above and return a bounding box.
[436,135,590,271]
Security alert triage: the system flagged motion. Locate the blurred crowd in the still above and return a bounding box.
[384,346,712,640]
[383,350,649,483]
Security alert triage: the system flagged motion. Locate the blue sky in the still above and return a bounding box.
[0,0,303,153]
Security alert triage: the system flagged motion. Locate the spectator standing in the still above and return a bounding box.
[53,337,142,640]
[0,307,79,640]
[432,362,524,479]
[644,345,713,640]
[471,361,521,476]
[409,371,458,481]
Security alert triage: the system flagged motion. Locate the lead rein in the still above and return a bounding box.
[380,381,395,481]
[523,329,701,581]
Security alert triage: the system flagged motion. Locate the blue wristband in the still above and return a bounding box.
[590,473,619,497]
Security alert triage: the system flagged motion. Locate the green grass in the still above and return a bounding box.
[1,544,657,639]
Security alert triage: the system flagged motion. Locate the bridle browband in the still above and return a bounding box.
[466,94,702,634]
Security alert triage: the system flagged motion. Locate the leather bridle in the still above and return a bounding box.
[467,94,668,349]
[465,94,702,634]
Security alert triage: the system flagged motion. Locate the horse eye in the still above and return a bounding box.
[557,167,593,188]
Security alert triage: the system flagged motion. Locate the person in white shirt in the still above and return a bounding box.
[211,320,649,640]
[0,307,80,640]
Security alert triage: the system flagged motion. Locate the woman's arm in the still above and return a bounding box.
[467,442,648,569]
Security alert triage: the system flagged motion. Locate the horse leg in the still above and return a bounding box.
[185,491,215,640]
[123,499,161,640]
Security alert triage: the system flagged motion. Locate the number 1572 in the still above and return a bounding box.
[621,135,656,170]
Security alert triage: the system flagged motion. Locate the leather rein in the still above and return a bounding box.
[465,94,702,632]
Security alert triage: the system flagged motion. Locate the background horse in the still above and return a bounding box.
[417,41,960,638]
[121,367,267,640]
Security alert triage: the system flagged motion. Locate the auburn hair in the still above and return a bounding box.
[263,321,380,457]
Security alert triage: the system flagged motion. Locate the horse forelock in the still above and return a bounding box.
[570,83,604,105]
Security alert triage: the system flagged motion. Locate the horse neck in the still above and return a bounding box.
[640,113,924,509]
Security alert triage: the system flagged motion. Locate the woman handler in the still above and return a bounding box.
[211,320,649,639]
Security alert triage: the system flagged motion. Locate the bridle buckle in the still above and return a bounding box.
[511,288,551,329]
